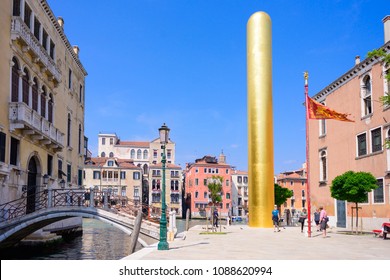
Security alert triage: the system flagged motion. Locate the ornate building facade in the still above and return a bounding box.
[0,0,87,234]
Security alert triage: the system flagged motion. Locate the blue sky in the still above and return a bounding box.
[47,0,388,174]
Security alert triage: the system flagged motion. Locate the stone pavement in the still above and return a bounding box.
[123,224,389,260]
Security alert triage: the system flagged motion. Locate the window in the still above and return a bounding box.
[58,159,63,179]
[109,152,114,157]
[137,149,142,159]
[133,172,140,180]
[243,176,248,184]
[31,78,38,111]
[167,149,172,159]
[79,85,83,103]
[40,87,46,118]
[68,69,72,89]
[204,168,207,173]
[24,3,32,28]
[48,93,53,123]
[78,169,83,186]
[34,17,41,41]
[290,181,294,186]
[371,127,382,153]
[320,119,326,136]
[42,29,48,51]
[319,150,327,182]
[47,155,53,176]
[226,169,229,174]
[226,193,230,199]
[134,188,139,198]
[195,178,199,186]
[143,150,148,159]
[302,190,305,197]
[362,75,372,116]
[153,150,157,159]
[78,125,82,154]
[10,137,19,166]
[195,191,199,198]
[0,132,5,163]
[13,0,21,16]
[238,176,242,183]
[101,152,106,157]
[22,68,29,105]
[11,58,19,102]
[226,179,229,186]
[121,186,126,197]
[67,114,71,147]
[357,133,367,156]
[107,161,113,166]
[373,179,384,203]
[67,164,71,182]
[204,192,207,198]
[49,39,55,59]
[102,138,106,145]
[93,171,100,179]
[110,138,113,145]
[203,179,207,186]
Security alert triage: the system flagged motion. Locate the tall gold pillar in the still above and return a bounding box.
[247,12,274,228]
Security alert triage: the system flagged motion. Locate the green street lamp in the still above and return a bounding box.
[158,123,170,250]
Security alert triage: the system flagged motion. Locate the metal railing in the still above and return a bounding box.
[0,188,161,224]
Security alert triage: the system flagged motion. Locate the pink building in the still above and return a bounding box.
[308,16,390,230]
[184,153,233,218]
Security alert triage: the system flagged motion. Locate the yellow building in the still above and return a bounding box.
[0,0,87,234]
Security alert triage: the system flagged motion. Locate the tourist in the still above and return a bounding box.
[314,208,321,231]
[298,208,307,233]
[319,206,328,238]
[272,205,280,232]
[213,209,219,228]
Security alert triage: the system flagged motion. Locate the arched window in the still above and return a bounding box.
[130,149,135,159]
[67,113,71,147]
[362,75,372,116]
[48,93,53,123]
[302,190,305,197]
[11,57,19,102]
[109,152,114,157]
[143,150,148,159]
[32,77,38,111]
[137,149,142,159]
[152,179,156,189]
[320,150,327,182]
[101,152,106,157]
[143,164,148,175]
[40,86,46,118]
[22,68,30,105]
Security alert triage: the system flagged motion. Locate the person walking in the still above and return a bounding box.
[272,205,280,232]
[314,208,321,231]
[319,206,328,238]
[213,209,219,228]
[299,208,307,233]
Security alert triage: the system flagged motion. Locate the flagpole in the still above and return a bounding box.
[304,72,312,238]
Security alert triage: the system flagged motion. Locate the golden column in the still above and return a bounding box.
[247,11,274,227]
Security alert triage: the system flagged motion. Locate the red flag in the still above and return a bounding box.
[306,94,354,122]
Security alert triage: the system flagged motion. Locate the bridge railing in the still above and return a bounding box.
[0,188,163,224]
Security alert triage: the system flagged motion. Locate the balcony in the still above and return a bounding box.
[9,102,64,151]
[11,16,61,84]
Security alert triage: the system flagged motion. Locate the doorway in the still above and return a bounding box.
[26,157,38,214]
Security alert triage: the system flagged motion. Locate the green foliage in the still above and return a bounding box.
[331,171,378,203]
[207,175,223,204]
[274,183,293,207]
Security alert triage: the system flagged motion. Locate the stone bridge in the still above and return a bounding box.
[0,188,160,249]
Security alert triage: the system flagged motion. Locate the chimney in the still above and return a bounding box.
[73,45,80,57]
[57,17,64,28]
[355,55,360,65]
[383,15,390,43]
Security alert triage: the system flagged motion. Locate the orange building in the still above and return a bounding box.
[275,164,307,222]
[308,16,390,230]
[184,153,233,219]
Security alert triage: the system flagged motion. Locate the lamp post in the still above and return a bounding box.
[158,123,170,250]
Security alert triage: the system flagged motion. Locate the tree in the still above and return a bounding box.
[274,183,293,207]
[330,171,377,230]
[207,176,223,227]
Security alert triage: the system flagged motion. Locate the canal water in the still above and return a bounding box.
[0,218,210,260]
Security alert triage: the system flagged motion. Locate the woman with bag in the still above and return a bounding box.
[298,208,307,233]
[319,206,328,238]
